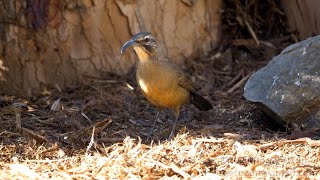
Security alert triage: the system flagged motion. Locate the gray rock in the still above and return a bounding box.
[244,36,320,127]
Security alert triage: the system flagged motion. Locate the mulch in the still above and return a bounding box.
[0,0,303,160]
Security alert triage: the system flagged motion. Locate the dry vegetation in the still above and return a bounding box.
[1,0,320,179]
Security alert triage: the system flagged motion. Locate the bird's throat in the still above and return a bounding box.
[133,46,151,62]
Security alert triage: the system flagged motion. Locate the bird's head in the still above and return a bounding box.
[121,32,158,62]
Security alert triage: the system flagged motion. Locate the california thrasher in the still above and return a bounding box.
[121,32,212,139]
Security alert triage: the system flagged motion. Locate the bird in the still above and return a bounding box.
[121,32,212,140]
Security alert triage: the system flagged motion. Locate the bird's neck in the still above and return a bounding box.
[133,46,166,63]
[133,46,153,62]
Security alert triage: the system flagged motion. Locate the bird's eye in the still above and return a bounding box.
[145,37,150,43]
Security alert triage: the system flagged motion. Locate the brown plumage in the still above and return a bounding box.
[121,32,212,139]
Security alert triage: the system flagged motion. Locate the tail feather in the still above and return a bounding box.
[190,92,213,111]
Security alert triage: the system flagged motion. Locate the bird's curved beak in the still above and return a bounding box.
[121,39,135,54]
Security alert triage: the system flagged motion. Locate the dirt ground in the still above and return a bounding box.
[2,36,320,179]
[0,33,291,147]
[1,1,320,179]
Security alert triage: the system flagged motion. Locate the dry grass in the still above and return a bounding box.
[1,133,320,179]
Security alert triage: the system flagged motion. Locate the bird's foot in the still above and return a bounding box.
[146,129,154,142]
[168,129,175,141]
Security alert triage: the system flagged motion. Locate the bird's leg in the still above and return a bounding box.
[168,107,180,140]
[180,106,188,123]
[146,111,160,141]
[168,116,179,140]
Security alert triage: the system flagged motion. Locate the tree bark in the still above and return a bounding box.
[281,0,320,40]
[0,0,222,94]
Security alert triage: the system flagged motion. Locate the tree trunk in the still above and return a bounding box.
[281,0,320,40]
[0,0,222,94]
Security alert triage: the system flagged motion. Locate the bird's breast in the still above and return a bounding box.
[136,62,189,108]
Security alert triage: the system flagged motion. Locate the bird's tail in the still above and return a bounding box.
[190,91,213,111]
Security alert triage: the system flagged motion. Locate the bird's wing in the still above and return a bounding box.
[159,60,196,92]
[177,71,196,92]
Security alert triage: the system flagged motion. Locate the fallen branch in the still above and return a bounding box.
[259,138,320,150]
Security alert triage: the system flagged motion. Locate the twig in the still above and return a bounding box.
[86,127,95,155]
[260,41,276,49]
[81,111,92,124]
[291,33,299,43]
[293,165,320,170]
[22,127,48,143]
[227,74,251,93]
[244,18,260,46]
[85,118,113,135]
[259,138,320,150]
[224,133,245,140]
[212,69,232,75]
[95,148,121,175]
[225,71,242,88]
[50,98,61,111]
[0,130,21,137]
